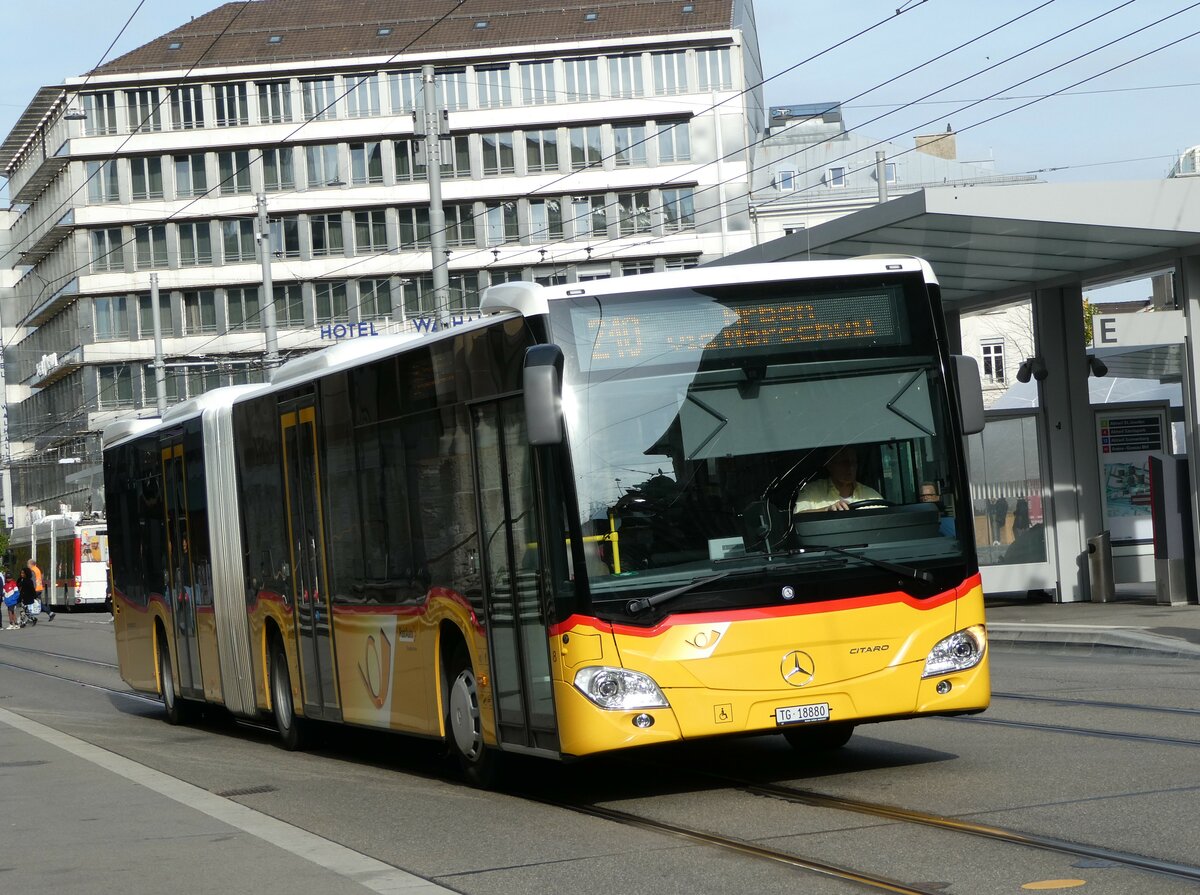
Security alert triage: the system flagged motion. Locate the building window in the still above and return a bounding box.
[170,86,204,129]
[447,271,481,313]
[86,160,119,203]
[130,156,164,200]
[346,74,381,117]
[398,207,431,248]
[622,260,656,276]
[477,66,512,108]
[262,146,295,191]
[571,195,607,239]
[221,219,257,263]
[301,77,337,120]
[440,134,472,179]
[354,210,388,253]
[520,61,556,105]
[227,286,261,331]
[306,144,341,188]
[524,129,559,174]
[569,126,603,170]
[617,191,652,236]
[315,281,350,322]
[135,224,168,269]
[350,142,384,185]
[218,150,252,194]
[613,125,647,167]
[665,256,700,270]
[126,87,163,132]
[660,188,695,233]
[981,342,1005,384]
[91,228,124,271]
[564,58,599,101]
[138,292,172,338]
[481,132,515,176]
[310,213,344,257]
[696,47,733,90]
[608,55,644,98]
[445,204,476,246]
[82,91,118,135]
[358,279,392,320]
[258,80,292,123]
[827,166,847,188]
[885,162,897,184]
[438,70,469,110]
[657,120,691,163]
[485,202,520,245]
[273,283,305,328]
[269,215,301,258]
[652,52,688,95]
[183,290,217,334]
[97,366,134,409]
[94,295,128,341]
[529,199,564,241]
[174,153,208,197]
[214,83,249,126]
[144,365,181,405]
[178,222,213,266]
[777,170,796,191]
[394,139,424,182]
[388,70,421,113]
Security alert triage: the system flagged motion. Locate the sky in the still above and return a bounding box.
[3,0,1198,279]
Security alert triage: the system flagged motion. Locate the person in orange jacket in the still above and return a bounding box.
[27,559,54,622]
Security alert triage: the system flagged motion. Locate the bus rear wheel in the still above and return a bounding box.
[447,645,498,787]
[783,721,855,752]
[270,639,306,751]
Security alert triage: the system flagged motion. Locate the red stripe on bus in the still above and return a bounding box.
[548,573,982,638]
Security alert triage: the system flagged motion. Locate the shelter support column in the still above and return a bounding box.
[1032,283,1103,602]
[1175,255,1200,596]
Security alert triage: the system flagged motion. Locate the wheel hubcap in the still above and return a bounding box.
[449,669,482,759]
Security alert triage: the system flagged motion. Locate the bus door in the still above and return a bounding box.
[279,401,341,722]
[471,399,559,753]
[161,443,203,698]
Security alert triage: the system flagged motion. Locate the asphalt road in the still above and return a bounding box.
[1,614,1198,895]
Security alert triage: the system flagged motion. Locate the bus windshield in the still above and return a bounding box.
[548,275,969,615]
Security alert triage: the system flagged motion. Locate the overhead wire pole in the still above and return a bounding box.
[257,193,279,368]
[150,273,167,417]
[422,64,450,327]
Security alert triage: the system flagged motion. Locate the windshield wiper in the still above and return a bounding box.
[626,572,730,615]
[798,543,934,585]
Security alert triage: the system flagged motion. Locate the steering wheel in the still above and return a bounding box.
[846,499,894,510]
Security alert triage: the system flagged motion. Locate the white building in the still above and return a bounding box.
[0,0,763,519]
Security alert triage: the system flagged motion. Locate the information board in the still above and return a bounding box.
[1096,407,1168,542]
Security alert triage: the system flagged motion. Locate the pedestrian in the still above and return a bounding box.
[1012,498,1031,535]
[2,572,18,629]
[27,558,54,622]
[990,497,1009,545]
[17,567,37,627]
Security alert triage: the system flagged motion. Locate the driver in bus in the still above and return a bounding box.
[793,445,882,513]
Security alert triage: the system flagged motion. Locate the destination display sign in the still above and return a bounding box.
[569,290,908,371]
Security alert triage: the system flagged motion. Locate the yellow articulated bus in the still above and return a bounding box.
[103,259,989,784]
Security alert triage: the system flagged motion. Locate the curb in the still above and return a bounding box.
[988,623,1200,659]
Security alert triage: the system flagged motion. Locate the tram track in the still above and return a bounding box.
[8,652,1200,890]
[950,714,1200,747]
[992,690,1200,717]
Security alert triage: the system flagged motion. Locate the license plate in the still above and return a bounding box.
[775,702,830,726]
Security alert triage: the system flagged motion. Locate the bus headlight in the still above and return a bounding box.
[922,625,986,678]
[574,666,669,710]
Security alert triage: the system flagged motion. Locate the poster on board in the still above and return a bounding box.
[1095,406,1168,542]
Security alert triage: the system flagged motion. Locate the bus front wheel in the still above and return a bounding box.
[447,645,498,787]
[783,721,855,752]
[158,639,186,725]
[270,640,306,751]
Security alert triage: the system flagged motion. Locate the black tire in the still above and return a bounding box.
[270,639,306,751]
[446,644,499,787]
[158,636,186,725]
[783,721,855,752]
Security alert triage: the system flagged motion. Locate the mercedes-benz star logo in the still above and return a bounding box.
[780,650,815,687]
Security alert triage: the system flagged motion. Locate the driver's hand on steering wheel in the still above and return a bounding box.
[828,499,851,512]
